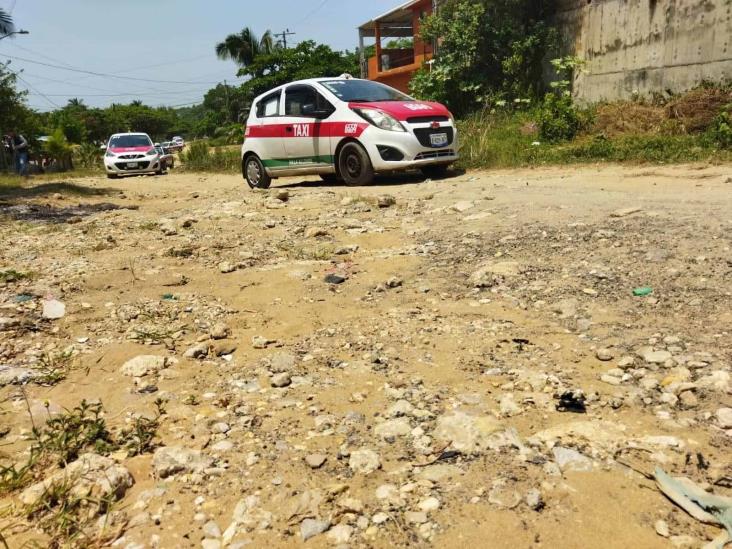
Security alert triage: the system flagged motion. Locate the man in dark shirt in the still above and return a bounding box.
[9,131,29,176]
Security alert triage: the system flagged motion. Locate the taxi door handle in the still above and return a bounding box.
[285,126,293,133]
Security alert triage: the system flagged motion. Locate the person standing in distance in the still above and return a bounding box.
[9,131,29,176]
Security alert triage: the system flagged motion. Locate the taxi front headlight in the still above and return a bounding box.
[352,108,406,132]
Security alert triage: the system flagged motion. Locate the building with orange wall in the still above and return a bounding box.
[358,0,435,93]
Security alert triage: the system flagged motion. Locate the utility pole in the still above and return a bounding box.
[223,79,230,122]
[275,29,296,49]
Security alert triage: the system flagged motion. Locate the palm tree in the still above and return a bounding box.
[215,27,276,67]
[0,8,15,36]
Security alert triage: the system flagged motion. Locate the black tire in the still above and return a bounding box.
[243,155,271,189]
[338,142,374,186]
[420,165,450,179]
[319,173,341,184]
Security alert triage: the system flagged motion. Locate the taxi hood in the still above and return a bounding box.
[349,100,451,122]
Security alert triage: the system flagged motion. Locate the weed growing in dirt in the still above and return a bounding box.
[0,269,31,283]
[0,399,165,497]
[33,350,78,386]
[117,398,166,456]
[24,473,120,547]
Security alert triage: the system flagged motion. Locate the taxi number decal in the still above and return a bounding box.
[345,123,359,134]
[293,124,310,137]
[404,103,433,111]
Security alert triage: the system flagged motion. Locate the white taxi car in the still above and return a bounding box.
[241,76,458,188]
[104,132,165,178]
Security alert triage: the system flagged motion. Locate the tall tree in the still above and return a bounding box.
[0,8,14,36]
[215,27,275,67]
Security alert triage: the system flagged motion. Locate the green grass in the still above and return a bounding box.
[181,141,240,173]
[456,109,732,169]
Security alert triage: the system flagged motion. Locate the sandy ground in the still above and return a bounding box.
[0,164,731,548]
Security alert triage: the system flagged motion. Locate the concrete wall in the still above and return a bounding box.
[557,0,732,103]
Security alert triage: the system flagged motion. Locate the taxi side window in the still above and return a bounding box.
[256,91,281,118]
[285,85,334,118]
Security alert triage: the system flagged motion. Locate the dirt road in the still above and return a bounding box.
[1,164,731,547]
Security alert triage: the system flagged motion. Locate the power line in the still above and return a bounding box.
[15,74,60,109]
[300,0,331,24]
[0,52,222,84]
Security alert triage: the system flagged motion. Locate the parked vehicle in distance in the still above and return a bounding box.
[170,136,185,151]
[240,75,458,189]
[104,133,165,178]
[154,143,175,170]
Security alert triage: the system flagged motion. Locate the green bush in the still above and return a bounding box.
[707,105,732,148]
[538,92,584,142]
[180,141,240,172]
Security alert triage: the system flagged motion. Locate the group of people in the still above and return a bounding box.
[2,131,29,176]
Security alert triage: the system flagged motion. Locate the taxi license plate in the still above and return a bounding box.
[127,162,138,169]
[430,133,448,147]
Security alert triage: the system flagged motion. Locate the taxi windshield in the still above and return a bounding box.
[109,135,152,148]
[320,80,412,102]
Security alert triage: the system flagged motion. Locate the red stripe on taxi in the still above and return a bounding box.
[245,122,369,139]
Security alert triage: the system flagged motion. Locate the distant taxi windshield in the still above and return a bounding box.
[321,80,412,102]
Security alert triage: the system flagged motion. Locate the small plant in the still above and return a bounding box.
[34,400,114,466]
[117,398,166,456]
[24,474,116,545]
[74,142,103,170]
[34,350,77,386]
[0,269,30,283]
[539,57,587,142]
[708,104,732,148]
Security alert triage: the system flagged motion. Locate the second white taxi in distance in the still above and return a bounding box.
[241,75,458,188]
[103,132,166,179]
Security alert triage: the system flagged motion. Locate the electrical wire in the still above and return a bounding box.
[15,74,60,108]
[0,52,221,84]
[300,0,331,24]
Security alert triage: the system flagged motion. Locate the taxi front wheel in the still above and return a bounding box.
[338,142,374,186]
[243,155,271,189]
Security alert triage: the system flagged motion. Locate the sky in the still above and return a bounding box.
[0,0,402,111]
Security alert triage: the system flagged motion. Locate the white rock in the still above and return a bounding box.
[219,262,236,274]
[120,355,169,377]
[42,298,66,319]
[349,449,381,475]
[203,520,222,538]
[552,447,593,472]
[20,453,133,506]
[716,407,732,429]
[451,200,475,212]
[374,418,411,439]
[300,518,330,541]
[152,446,212,478]
[326,523,353,544]
[418,497,440,512]
[432,411,502,454]
[499,394,521,417]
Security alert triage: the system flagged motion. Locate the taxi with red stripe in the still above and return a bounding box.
[241,75,458,188]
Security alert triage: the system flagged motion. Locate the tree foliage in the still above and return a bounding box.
[0,8,14,36]
[215,27,276,67]
[410,0,558,115]
[237,40,359,99]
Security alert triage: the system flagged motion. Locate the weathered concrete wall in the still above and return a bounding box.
[557,0,732,103]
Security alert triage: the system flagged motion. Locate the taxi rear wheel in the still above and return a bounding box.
[243,155,271,189]
[338,142,374,186]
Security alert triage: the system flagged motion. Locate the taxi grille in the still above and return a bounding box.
[118,154,145,160]
[406,115,450,124]
[414,149,456,160]
[115,161,151,170]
